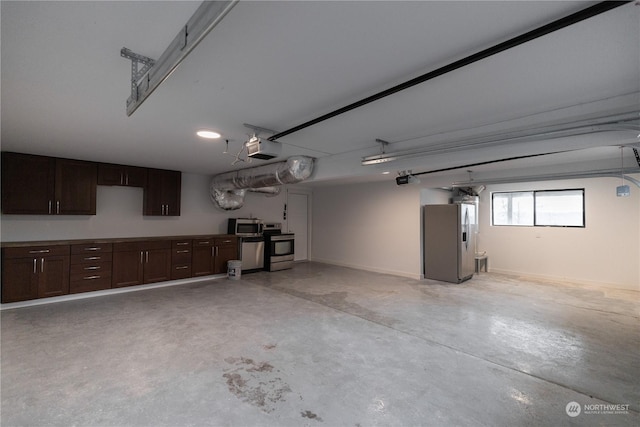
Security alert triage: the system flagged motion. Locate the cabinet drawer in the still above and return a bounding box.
[71,243,112,254]
[172,240,192,249]
[193,239,214,246]
[70,262,112,277]
[3,245,70,259]
[215,237,237,246]
[172,250,192,263]
[70,252,113,265]
[171,264,192,280]
[70,275,112,294]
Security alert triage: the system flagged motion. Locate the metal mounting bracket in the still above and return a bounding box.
[121,1,239,116]
[120,48,155,103]
[376,138,390,154]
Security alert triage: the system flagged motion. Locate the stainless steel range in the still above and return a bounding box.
[263,223,295,271]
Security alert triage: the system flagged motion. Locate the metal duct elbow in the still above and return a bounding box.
[210,188,247,211]
[210,156,314,210]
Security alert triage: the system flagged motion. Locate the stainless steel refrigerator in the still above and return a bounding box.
[423,203,475,283]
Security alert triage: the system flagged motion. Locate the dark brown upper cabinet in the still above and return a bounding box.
[98,163,147,187]
[2,152,97,215]
[144,168,181,216]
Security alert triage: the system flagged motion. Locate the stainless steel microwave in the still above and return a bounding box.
[228,218,263,237]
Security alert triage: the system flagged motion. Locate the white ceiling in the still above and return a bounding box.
[1,1,638,187]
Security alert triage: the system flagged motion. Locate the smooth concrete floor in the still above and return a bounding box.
[1,262,638,426]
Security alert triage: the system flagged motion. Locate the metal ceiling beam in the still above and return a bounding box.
[124,0,239,116]
[269,1,630,141]
[452,168,640,189]
[361,114,640,165]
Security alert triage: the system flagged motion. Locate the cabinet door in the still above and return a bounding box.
[144,169,181,216]
[98,164,147,187]
[55,158,97,215]
[112,250,144,288]
[162,170,181,216]
[2,258,39,302]
[38,255,70,298]
[214,243,239,274]
[97,163,126,186]
[124,166,148,188]
[143,248,172,284]
[192,244,214,277]
[1,152,55,214]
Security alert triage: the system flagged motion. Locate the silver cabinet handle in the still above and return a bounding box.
[211,247,214,257]
[48,200,52,214]
[176,250,189,254]
[40,258,45,273]
[33,258,37,274]
[175,266,188,270]
[28,249,50,254]
[125,173,129,186]
[199,241,210,245]
[84,266,100,270]
[176,242,189,246]
[140,251,143,264]
[83,275,101,280]
[56,201,60,214]
[84,256,101,261]
[84,247,101,251]
[146,251,149,263]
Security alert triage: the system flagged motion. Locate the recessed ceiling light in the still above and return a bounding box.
[197,130,221,139]
[382,171,390,175]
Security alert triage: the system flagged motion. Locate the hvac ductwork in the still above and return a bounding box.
[210,156,314,210]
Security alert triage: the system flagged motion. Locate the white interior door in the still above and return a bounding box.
[287,191,309,261]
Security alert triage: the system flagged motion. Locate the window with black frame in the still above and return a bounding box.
[492,189,585,227]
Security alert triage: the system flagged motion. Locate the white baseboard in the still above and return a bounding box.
[0,274,227,311]
[309,257,422,280]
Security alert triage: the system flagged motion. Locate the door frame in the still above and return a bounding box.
[286,187,312,262]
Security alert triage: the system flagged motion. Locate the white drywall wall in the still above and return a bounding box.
[477,176,640,290]
[311,176,638,291]
[311,181,449,279]
[0,173,287,242]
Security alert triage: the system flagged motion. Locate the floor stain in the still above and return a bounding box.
[263,343,277,350]
[272,288,399,327]
[223,356,291,413]
[301,410,323,422]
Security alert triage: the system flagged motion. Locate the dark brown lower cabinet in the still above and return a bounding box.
[2,235,237,303]
[214,237,239,274]
[69,243,112,293]
[192,238,215,277]
[112,241,171,288]
[1,245,70,303]
[192,237,238,276]
[171,240,192,280]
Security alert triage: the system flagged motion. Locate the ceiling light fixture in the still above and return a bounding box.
[197,130,221,139]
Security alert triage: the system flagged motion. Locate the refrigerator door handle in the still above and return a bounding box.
[463,208,470,249]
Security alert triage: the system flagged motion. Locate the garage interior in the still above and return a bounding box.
[1,1,639,426]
